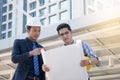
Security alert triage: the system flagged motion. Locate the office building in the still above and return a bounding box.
[0,0,120,79]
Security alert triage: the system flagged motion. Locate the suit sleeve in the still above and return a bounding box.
[11,39,30,63]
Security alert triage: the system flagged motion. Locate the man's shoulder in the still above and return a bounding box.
[76,40,84,44]
[15,38,26,41]
[14,38,26,44]
[75,40,88,46]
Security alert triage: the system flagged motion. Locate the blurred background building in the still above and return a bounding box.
[0,0,120,80]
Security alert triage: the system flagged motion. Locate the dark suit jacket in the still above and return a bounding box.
[11,38,45,80]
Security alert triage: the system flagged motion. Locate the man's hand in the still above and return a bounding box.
[29,48,42,56]
[80,57,99,67]
[42,64,50,72]
[80,59,89,67]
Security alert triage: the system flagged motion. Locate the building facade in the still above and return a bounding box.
[1,0,120,40]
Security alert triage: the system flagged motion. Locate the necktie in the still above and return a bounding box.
[32,43,40,76]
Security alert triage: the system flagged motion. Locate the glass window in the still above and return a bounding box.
[49,15,57,24]
[8,13,12,20]
[39,8,46,17]
[1,24,6,31]
[88,0,95,6]
[3,0,7,4]
[29,1,36,10]
[49,4,57,14]
[2,6,7,13]
[39,0,45,6]
[9,4,13,11]
[30,11,36,17]
[97,2,103,10]
[8,31,12,38]
[2,15,7,22]
[40,18,46,26]
[8,22,12,29]
[23,0,27,12]
[1,33,6,39]
[60,0,69,10]
[60,11,69,20]
[23,14,27,33]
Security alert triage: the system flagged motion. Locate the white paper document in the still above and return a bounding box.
[42,43,88,80]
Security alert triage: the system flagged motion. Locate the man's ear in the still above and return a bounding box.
[26,29,30,33]
[58,35,62,40]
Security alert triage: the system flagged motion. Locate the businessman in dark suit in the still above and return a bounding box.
[11,17,45,80]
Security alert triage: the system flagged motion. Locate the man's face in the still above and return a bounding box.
[58,28,73,44]
[27,26,41,41]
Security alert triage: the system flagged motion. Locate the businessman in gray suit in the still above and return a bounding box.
[11,17,45,80]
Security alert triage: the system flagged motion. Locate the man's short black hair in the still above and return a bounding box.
[56,23,72,34]
[26,26,32,30]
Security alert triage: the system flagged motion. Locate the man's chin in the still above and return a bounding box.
[33,37,38,40]
[64,40,69,44]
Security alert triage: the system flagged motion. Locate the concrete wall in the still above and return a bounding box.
[71,0,85,18]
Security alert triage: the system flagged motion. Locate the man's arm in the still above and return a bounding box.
[80,41,99,67]
[80,57,99,67]
[12,39,42,63]
[11,39,30,63]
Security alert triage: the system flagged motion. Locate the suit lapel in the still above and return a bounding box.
[25,38,33,52]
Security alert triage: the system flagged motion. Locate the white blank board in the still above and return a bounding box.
[42,43,88,80]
